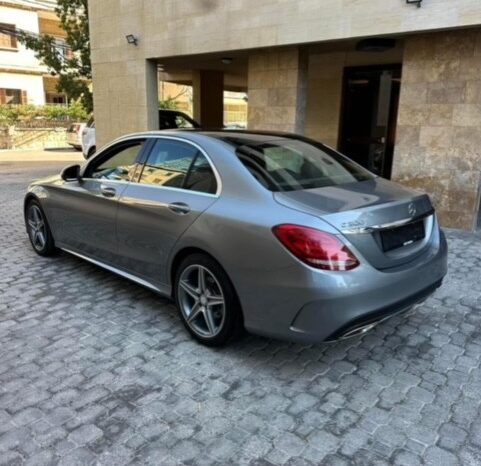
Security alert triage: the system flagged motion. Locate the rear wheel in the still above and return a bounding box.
[25,200,56,256]
[174,253,243,346]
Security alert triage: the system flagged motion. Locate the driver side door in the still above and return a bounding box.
[49,138,147,264]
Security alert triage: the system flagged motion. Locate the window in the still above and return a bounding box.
[90,142,144,181]
[184,154,217,194]
[158,112,197,130]
[175,114,195,128]
[46,94,67,104]
[54,38,73,61]
[0,89,22,104]
[236,139,374,192]
[0,24,17,50]
[140,140,217,194]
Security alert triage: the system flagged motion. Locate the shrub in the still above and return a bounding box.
[0,103,89,125]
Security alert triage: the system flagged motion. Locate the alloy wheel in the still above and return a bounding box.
[178,264,226,338]
[27,204,47,251]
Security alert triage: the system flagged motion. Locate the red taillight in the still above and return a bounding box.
[273,224,360,271]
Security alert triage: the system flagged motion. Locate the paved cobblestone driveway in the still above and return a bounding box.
[1,161,481,466]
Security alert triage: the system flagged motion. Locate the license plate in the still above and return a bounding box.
[381,220,425,252]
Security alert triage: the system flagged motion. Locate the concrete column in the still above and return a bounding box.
[92,59,158,149]
[192,70,224,128]
[392,29,481,230]
[248,47,308,133]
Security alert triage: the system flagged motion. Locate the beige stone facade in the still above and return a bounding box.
[248,48,307,133]
[89,0,481,230]
[393,30,481,229]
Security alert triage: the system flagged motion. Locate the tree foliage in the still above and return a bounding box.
[18,0,92,112]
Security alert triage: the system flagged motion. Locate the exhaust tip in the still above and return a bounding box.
[338,321,379,340]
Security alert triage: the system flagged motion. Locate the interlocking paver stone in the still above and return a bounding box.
[1,160,481,465]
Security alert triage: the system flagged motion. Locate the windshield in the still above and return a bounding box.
[236,138,374,192]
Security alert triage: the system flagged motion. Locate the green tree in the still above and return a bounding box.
[18,0,92,112]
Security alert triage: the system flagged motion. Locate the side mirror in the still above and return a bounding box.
[61,164,81,181]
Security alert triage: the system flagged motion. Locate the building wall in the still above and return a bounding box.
[248,48,307,133]
[305,46,404,148]
[0,72,44,104]
[0,5,45,72]
[38,15,66,38]
[90,0,481,62]
[393,29,481,230]
[89,0,481,146]
[0,5,65,106]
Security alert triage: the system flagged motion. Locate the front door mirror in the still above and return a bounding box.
[61,164,81,181]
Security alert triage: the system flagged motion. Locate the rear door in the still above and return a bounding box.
[49,138,147,264]
[116,137,219,287]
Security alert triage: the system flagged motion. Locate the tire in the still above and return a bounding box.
[174,253,244,347]
[25,199,57,257]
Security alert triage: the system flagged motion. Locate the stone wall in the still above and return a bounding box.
[90,0,481,146]
[91,1,481,62]
[393,29,481,230]
[0,127,68,150]
[305,45,403,148]
[248,48,307,133]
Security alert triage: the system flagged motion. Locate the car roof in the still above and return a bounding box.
[107,129,323,156]
[121,129,302,146]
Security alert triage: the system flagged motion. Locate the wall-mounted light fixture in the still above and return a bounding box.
[406,0,422,7]
[221,57,233,65]
[126,34,139,46]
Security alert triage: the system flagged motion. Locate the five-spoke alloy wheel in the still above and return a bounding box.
[25,200,56,256]
[175,253,243,346]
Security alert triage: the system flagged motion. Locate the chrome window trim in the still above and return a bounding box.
[83,134,222,198]
[127,183,219,198]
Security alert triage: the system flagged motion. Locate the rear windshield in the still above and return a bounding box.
[236,138,374,192]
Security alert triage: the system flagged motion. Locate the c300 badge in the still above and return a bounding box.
[341,220,366,230]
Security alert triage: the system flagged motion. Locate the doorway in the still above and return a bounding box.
[339,65,402,179]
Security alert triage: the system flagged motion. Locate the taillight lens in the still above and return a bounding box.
[273,224,360,271]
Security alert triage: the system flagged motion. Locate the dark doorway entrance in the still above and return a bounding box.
[339,65,402,179]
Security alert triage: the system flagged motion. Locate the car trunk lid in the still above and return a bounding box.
[273,178,435,270]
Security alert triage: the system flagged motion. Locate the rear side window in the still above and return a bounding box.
[184,153,217,194]
[139,140,217,194]
[237,139,374,192]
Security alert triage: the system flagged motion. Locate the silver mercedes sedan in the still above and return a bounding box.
[24,130,448,346]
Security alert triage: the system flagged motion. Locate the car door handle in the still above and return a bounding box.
[100,185,116,198]
[168,202,191,215]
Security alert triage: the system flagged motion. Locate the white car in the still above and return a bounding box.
[66,122,86,151]
[81,117,96,159]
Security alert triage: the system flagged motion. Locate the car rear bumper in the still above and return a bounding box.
[66,134,81,147]
[242,229,448,344]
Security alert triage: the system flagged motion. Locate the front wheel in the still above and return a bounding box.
[25,200,57,256]
[174,254,243,347]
